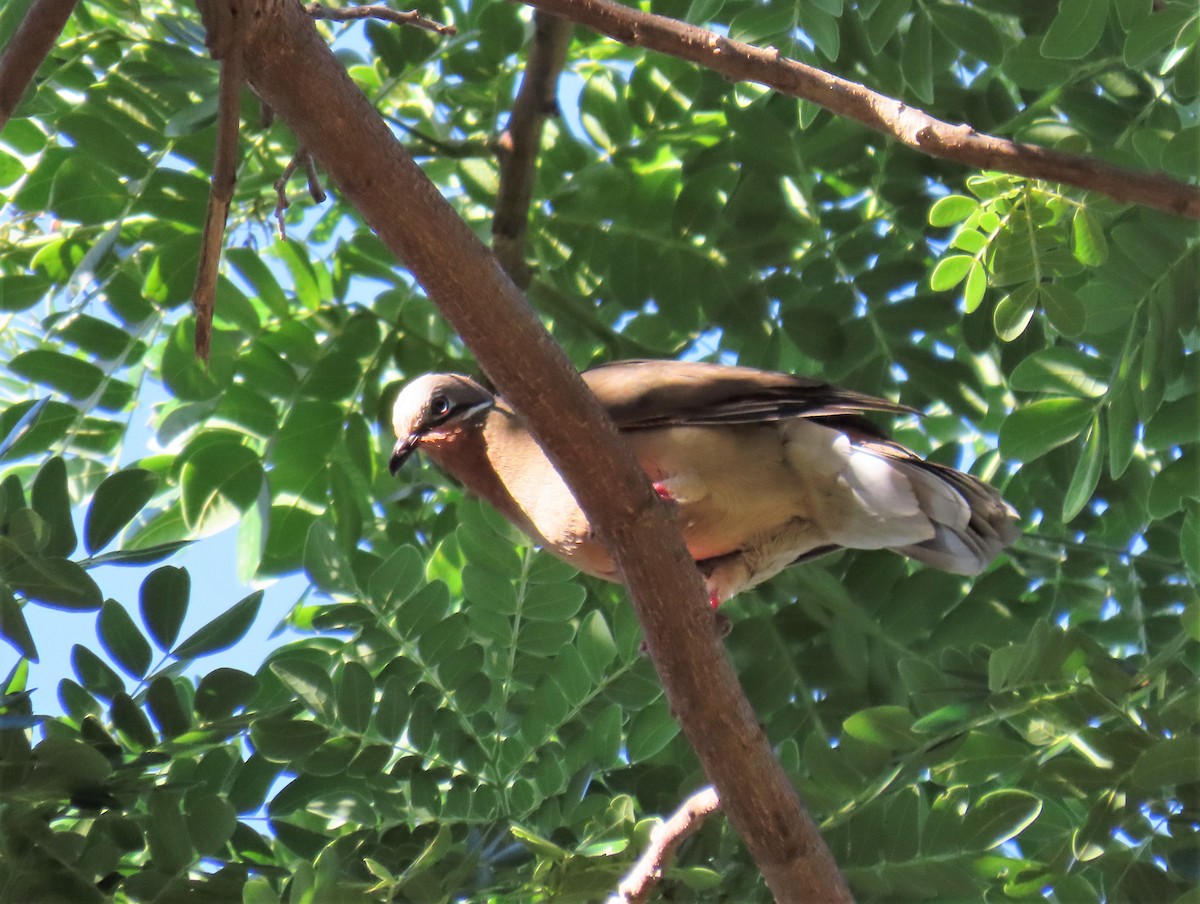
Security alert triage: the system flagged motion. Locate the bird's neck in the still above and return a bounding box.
[423,425,543,541]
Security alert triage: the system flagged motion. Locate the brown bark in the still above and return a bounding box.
[192,0,246,362]
[0,0,77,132]
[514,0,1200,221]
[493,12,572,287]
[229,0,851,900]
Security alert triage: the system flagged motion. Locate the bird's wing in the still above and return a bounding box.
[582,359,914,433]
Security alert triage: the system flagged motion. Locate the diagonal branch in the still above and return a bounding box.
[0,0,78,132]
[493,11,572,288]
[232,0,851,899]
[512,0,1200,221]
[612,786,721,904]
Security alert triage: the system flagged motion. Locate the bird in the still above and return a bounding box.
[389,359,1019,605]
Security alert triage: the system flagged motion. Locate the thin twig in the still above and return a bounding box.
[0,0,78,131]
[512,0,1200,220]
[273,146,326,240]
[610,786,721,904]
[389,116,496,159]
[306,2,456,36]
[493,12,572,287]
[193,0,246,362]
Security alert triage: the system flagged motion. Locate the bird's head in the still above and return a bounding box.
[389,373,496,475]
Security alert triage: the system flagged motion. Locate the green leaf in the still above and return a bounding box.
[368,544,425,611]
[272,400,342,494]
[462,563,518,614]
[0,589,37,660]
[866,0,911,54]
[98,600,153,680]
[1063,415,1103,522]
[626,701,679,761]
[86,540,193,567]
[337,661,374,733]
[929,195,978,227]
[373,675,409,741]
[148,789,194,874]
[304,522,355,594]
[147,676,192,738]
[928,3,1005,62]
[0,398,69,461]
[31,456,76,556]
[930,255,974,291]
[9,350,107,403]
[1107,378,1138,479]
[1042,0,1111,59]
[271,657,335,720]
[110,692,157,747]
[243,879,281,904]
[250,716,329,762]
[187,793,237,856]
[677,867,724,890]
[0,274,50,313]
[993,284,1038,341]
[195,667,259,725]
[1145,396,1200,450]
[962,260,987,313]
[962,789,1042,850]
[1124,4,1194,67]
[72,643,125,700]
[999,397,1096,462]
[727,6,794,44]
[1010,348,1109,398]
[1072,209,1108,265]
[195,668,259,721]
[4,547,103,610]
[48,156,127,223]
[140,566,190,651]
[843,705,919,750]
[522,582,586,622]
[84,468,158,555]
[1182,503,1200,580]
[798,4,839,60]
[1148,454,1200,519]
[1130,736,1200,788]
[180,441,263,532]
[1040,285,1087,336]
[173,590,262,659]
[577,610,618,681]
[901,10,934,103]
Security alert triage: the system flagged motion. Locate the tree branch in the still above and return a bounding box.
[493,11,572,288]
[612,786,721,904]
[306,2,456,36]
[231,0,851,899]
[512,0,1200,221]
[193,0,246,362]
[0,0,77,132]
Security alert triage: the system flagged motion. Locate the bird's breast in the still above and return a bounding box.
[626,423,845,561]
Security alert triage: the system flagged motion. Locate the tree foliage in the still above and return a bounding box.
[0,0,1197,900]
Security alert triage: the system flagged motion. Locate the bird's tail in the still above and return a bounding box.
[890,458,1020,575]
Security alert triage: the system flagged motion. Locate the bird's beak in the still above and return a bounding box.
[389,436,419,476]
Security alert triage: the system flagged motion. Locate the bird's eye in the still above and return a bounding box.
[429,394,451,418]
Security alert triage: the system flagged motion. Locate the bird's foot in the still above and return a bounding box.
[713,610,732,637]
